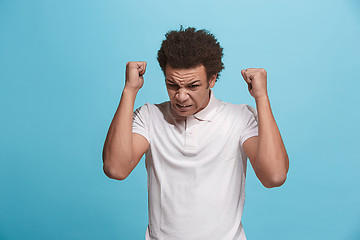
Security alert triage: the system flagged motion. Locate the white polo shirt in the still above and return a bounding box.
[132,90,258,240]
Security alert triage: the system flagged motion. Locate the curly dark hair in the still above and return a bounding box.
[157,26,224,81]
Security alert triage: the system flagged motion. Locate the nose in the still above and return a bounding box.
[175,88,190,102]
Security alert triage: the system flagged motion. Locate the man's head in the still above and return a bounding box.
[164,64,216,117]
[157,27,224,117]
[157,26,224,82]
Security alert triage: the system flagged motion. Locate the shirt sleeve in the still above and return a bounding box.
[132,103,150,143]
[239,105,259,146]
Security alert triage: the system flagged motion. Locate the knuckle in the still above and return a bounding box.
[127,61,135,67]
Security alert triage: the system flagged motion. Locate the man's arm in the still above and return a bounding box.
[102,61,149,180]
[241,68,289,188]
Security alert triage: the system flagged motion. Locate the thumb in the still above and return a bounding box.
[139,62,147,76]
[241,69,250,84]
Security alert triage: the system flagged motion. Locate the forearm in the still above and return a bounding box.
[255,95,289,186]
[102,87,138,179]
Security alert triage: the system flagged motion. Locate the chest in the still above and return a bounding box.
[148,113,243,160]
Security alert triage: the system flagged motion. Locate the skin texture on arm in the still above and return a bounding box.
[102,62,149,180]
[241,68,289,188]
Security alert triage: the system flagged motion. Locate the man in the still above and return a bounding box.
[102,27,289,240]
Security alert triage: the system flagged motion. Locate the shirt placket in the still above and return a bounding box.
[185,115,198,148]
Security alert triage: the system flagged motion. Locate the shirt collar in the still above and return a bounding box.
[193,89,221,121]
[169,89,221,122]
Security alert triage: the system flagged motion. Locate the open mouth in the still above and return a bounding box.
[175,103,192,111]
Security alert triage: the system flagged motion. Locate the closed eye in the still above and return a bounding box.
[166,83,180,89]
[188,85,200,89]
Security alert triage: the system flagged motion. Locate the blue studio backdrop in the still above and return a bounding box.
[1,0,360,239]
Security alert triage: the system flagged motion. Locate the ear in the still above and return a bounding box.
[209,74,217,88]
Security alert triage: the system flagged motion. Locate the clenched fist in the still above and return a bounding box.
[125,61,147,91]
[241,68,268,99]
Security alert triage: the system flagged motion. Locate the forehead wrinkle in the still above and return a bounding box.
[168,70,198,85]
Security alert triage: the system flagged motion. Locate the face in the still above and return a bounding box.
[165,64,216,117]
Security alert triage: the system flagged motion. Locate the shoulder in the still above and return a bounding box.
[135,101,170,111]
[219,101,257,119]
[134,101,171,119]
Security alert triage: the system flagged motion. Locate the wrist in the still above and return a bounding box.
[123,85,140,95]
[254,94,269,103]
[122,86,139,99]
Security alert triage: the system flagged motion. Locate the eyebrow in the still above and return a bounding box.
[165,79,201,85]
[188,80,200,85]
[165,79,175,84]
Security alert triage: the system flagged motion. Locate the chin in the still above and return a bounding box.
[172,106,196,117]
[170,103,196,117]
[174,110,193,117]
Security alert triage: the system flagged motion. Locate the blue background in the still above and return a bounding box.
[1,0,359,239]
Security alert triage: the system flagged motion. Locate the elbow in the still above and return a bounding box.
[263,154,289,188]
[102,161,129,181]
[102,149,132,180]
[263,173,287,188]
